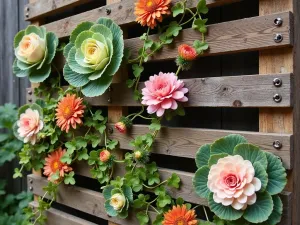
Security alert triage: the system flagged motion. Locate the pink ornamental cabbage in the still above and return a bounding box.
[141,72,188,117]
[207,155,261,210]
[17,108,43,145]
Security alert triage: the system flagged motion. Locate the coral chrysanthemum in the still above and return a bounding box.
[43,148,73,182]
[141,72,188,117]
[163,205,198,225]
[134,0,171,29]
[178,44,197,61]
[56,94,85,133]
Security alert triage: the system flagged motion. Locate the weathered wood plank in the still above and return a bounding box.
[43,0,239,38]
[27,74,292,108]
[104,124,293,169]
[29,201,97,225]
[27,173,291,225]
[24,0,93,21]
[52,12,293,70]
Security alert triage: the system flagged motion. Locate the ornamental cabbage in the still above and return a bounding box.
[13,25,59,83]
[63,18,124,97]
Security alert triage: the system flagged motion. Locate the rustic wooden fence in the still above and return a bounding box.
[0,0,29,195]
[24,0,300,224]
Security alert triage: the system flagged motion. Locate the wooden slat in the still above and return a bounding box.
[29,201,97,225]
[104,124,293,169]
[27,74,292,108]
[43,0,239,38]
[53,12,293,70]
[24,0,93,21]
[28,173,292,225]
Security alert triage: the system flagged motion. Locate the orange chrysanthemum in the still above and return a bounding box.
[43,148,73,182]
[134,0,171,29]
[56,94,85,133]
[163,205,198,225]
[178,44,197,61]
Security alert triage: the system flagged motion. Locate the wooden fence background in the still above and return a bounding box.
[0,0,29,194]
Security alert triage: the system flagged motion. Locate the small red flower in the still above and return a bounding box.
[100,150,111,163]
[178,44,197,61]
[115,122,126,133]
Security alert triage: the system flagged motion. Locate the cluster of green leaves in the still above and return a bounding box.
[0,104,23,167]
[0,180,33,225]
[13,25,59,83]
[193,134,287,224]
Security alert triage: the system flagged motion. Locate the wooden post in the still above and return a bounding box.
[106,1,128,225]
[259,0,300,223]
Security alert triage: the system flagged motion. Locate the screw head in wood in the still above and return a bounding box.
[108,127,113,134]
[29,178,33,184]
[273,140,282,150]
[273,78,282,87]
[26,7,30,11]
[274,17,283,26]
[273,94,282,103]
[106,8,111,15]
[28,90,32,95]
[28,99,32,103]
[107,98,111,103]
[274,33,283,43]
[25,12,29,18]
[29,186,33,191]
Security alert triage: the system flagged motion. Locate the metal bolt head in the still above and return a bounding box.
[29,186,33,191]
[106,8,111,15]
[28,99,32,103]
[274,17,283,26]
[29,178,33,184]
[28,90,32,95]
[273,94,282,103]
[273,140,282,150]
[107,98,111,103]
[274,33,283,43]
[273,78,282,87]
[108,127,114,134]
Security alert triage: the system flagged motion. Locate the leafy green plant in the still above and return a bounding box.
[13,25,59,83]
[63,18,124,97]
[193,134,287,225]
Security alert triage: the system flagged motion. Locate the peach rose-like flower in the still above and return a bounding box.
[100,150,111,163]
[141,72,188,117]
[17,33,46,63]
[17,108,43,145]
[208,155,262,210]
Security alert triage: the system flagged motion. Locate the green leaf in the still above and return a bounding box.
[192,18,208,33]
[126,79,136,88]
[133,194,149,208]
[253,162,268,192]
[153,214,164,225]
[107,139,118,150]
[208,153,228,167]
[65,141,76,154]
[211,134,247,155]
[105,200,118,217]
[90,24,113,40]
[137,211,149,225]
[13,59,31,78]
[132,64,144,78]
[13,168,22,179]
[122,185,133,202]
[172,2,184,17]
[197,0,209,14]
[193,40,209,54]
[144,39,153,50]
[193,166,210,198]
[196,144,211,168]
[60,153,72,164]
[28,63,51,83]
[81,75,113,97]
[25,25,44,38]
[167,173,180,188]
[243,192,273,223]
[14,30,25,48]
[265,152,287,195]
[63,42,74,59]
[76,137,88,149]
[157,194,171,208]
[70,21,94,43]
[209,193,243,221]
[165,21,182,37]
[68,47,94,74]
[64,63,90,87]
[149,119,161,131]
[64,172,76,185]
[148,172,160,186]
[260,195,283,225]
[0,133,9,142]
[44,32,59,65]
[78,148,89,160]
[103,185,114,200]
[233,143,268,170]
[146,162,158,174]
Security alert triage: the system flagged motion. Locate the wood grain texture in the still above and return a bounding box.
[52,12,293,70]
[29,201,97,225]
[24,0,93,21]
[27,173,291,225]
[43,0,239,38]
[103,124,293,169]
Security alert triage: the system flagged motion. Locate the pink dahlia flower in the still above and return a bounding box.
[207,155,261,210]
[141,72,188,117]
[17,108,43,145]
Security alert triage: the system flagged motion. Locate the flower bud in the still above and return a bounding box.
[115,122,126,133]
[178,44,197,61]
[100,149,111,163]
[134,151,142,159]
[110,193,126,211]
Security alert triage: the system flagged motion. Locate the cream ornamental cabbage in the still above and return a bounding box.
[13,25,58,83]
[63,18,124,97]
[110,193,126,211]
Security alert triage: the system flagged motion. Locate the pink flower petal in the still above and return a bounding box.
[252,177,262,191]
[156,108,165,117]
[243,183,255,196]
[247,194,257,205]
[172,91,184,99]
[231,199,245,210]
[161,99,172,109]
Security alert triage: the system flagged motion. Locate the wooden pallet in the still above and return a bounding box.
[24,0,300,224]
